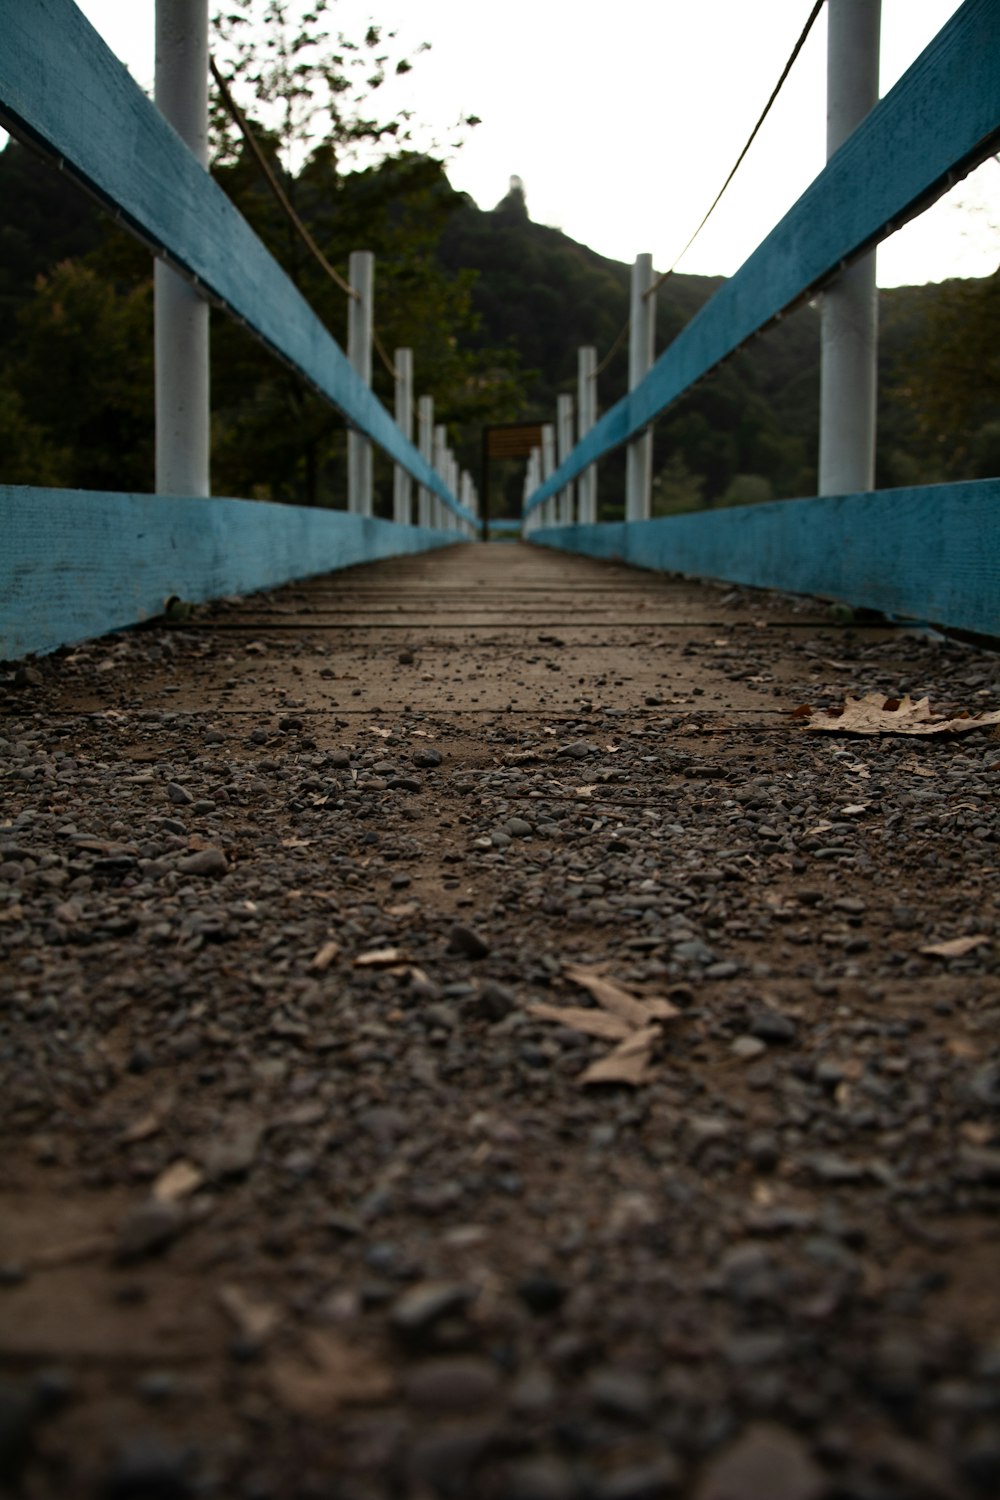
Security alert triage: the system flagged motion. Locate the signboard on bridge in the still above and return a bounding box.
[483,422,544,460]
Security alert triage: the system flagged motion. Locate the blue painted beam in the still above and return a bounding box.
[1,486,464,659]
[525,0,1000,514]
[530,480,1000,639]
[0,0,474,527]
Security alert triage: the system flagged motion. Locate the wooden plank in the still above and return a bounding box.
[530,480,1000,639]
[1,487,463,659]
[526,0,1000,513]
[0,0,472,526]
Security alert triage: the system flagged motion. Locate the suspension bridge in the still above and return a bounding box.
[1,4,999,1497]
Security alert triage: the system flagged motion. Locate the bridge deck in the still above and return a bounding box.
[3,543,1000,1498]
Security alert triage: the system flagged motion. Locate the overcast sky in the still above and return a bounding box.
[62,1,1000,287]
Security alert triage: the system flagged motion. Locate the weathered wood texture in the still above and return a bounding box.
[1,488,462,659]
[525,0,1000,512]
[532,481,1000,638]
[0,0,471,525]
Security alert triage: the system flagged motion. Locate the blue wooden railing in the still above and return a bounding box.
[0,0,475,659]
[523,0,1000,639]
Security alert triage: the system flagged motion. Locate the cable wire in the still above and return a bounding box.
[646,0,827,298]
[210,55,359,301]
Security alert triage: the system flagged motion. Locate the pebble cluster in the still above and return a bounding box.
[1,554,999,1500]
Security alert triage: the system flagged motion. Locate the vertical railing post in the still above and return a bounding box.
[541,423,557,528]
[154,0,210,497]
[556,393,575,524]
[577,346,598,524]
[819,0,881,495]
[524,449,540,535]
[433,425,448,529]
[417,396,434,527]
[347,250,373,515]
[626,253,655,522]
[393,347,413,524]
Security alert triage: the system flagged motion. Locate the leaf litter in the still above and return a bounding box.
[527,963,682,1086]
[795,693,1000,737]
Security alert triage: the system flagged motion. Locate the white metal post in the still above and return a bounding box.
[433,425,448,529]
[417,395,434,527]
[541,423,557,528]
[393,347,413,524]
[155,0,210,496]
[626,253,655,522]
[819,0,881,495]
[524,449,541,534]
[577,346,598,524]
[460,472,475,537]
[556,393,575,524]
[347,250,374,515]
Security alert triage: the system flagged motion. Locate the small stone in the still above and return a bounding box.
[13,665,43,689]
[500,1455,577,1500]
[731,1035,767,1061]
[470,981,517,1020]
[506,817,533,837]
[749,1011,797,1044]
[103,1435,193,1499]
[389,1281,475,1340]
[404,1356,500,1412]
[115,1199,184,1262]
[176,847,228,878]
[586,1367,655,1420]
[595,1458,682,1500]
[695,1423,826,1500]
[166,783,193,806]
[447,924,490,959]
[413,747,442,768]
[398,650,415,665]
[516,1273,568,1315]
[388,776,422,793]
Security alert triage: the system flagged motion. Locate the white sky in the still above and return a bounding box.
[53,1,1000,287]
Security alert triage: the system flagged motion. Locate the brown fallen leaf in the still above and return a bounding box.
[310,939,341,972]
[218,1284,280,1344]
[563,963,680,1026]
[354,947,406,968]
[527,1002,632,1042]
[580,1027,660,1087]
[801,693,1000,737]
[269,1329,395,1418]
[920,934,991,959]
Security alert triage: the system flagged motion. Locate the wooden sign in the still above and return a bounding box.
[484,422,544,460]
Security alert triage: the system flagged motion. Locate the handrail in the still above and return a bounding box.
[524,0,1000,516]
[0,0,474,527]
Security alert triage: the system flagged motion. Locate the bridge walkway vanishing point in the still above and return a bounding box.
[3,542,1000,1498]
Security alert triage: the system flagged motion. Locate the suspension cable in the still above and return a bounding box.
[210,55,359,301]
[646,0,827,298]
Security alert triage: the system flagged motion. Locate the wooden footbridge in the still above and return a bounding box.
[2,0,999,657]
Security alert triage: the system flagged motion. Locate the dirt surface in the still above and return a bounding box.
[2,540,999,1500]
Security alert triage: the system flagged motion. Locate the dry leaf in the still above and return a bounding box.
[354,947,406,968]
[367,725,392,738]
[580,1027,660,1087]
[527,1001,632,1042]
[269,1330,395,1418]
[153,1159,205,1203]
[563,963,680,1026]
[120,1111,162,1144]
[310,940,340,972]
[920,934,991,959]
[574,785,597,799]
[385,902,419,918]
[801,693,1000,737]
[218,1284,280,1343]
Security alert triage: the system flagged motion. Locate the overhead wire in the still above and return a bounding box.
[585,0,826,385]
[645,0,827,298]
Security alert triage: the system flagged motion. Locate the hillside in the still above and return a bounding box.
[0,140,991,515]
